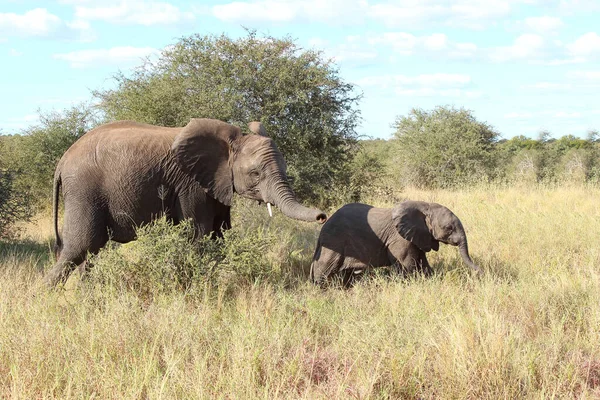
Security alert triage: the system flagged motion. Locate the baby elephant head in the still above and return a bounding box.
[391,200,481,273]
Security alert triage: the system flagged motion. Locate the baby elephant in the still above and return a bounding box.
[310,201,481,286]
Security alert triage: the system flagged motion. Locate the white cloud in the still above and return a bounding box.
[369,32,477,59]
[524,70,600,95]
[395,88,483,98]
[567,32,600,58]
[0,8,93,41]
[313,32,476,64]
[465,30,599,65]
[488,34,552,62]
[368,0,511,29]
[9,48,23,57]
[522,16,563,33]
[212,0,368,24]
[75,0,195,26]
[523,82,573,90]
[557,0,600,13]
[0,8,62,37]
[0,114,40,132]
[358,73,480,97]
[566,70,600,82]
[504,112,533,119]
[332,46,378,63]
[212,0,522,29]
[505,110,589,120]
[554,111,582,118]
[543,57,585,65]
[53,46,158,68]
[308,36,378,64]
[359,73,472,88]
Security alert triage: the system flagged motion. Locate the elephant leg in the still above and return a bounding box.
[386,242,426,276]
[176,190,215,239]
[44,202,109,287]
[211,201,231,239]
[77,258,96,282]
[310,243,343,286]
[339,268,363,288]
[417,256,434,277]
[44,248,86,287]
[387,244,432,277]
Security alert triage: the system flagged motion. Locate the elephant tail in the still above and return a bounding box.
[53,171,62,257]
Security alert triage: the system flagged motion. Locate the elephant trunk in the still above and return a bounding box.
[458,239,481,273]
[262,178,327,224]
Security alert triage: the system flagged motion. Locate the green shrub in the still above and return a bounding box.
[391,106,499,189]
[86,214,297,301]
[0,169,33,238]
[0,104,101,209]
[87,217,215,299]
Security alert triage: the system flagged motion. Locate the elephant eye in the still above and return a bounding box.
[250,170,260,180]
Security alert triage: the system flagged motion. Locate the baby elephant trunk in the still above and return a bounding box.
[458,240,481,273]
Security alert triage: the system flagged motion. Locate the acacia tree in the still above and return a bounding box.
[392,106,499,188]
[95,30,362,205]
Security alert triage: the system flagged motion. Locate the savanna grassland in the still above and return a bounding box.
[1,185,599,399]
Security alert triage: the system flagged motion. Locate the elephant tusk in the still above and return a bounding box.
[267,202,273,217]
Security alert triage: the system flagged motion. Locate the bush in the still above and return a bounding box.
[391,106,499,189]
[0,169,33,238]
[334,142,391,204]
[86,215,297,301]
[0,104,101,209]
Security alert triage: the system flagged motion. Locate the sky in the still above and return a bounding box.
[1,0,599,140]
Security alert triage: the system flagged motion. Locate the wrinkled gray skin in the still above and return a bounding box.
[44,118,326,287]
[310,201,480,286]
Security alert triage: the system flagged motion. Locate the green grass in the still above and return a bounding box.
[1,187,600,398]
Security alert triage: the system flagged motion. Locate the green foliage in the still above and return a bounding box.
[0,169,33,238]
[87,215,292,301]
[94,30,361,205]
[497,132,600,184]
[369,107,600,189]
[338,140,394,203]
[392,106,500,189]
[0,104,101,208]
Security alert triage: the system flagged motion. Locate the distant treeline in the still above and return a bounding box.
[351,106,600,201]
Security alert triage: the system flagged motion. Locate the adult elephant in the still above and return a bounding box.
[44,118,327,287]
[310,201,480,287]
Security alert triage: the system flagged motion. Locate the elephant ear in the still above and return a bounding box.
[392,201,439,252]
[248,121,267,136]
[171,119,240,206]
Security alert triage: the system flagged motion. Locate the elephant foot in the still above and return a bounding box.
[43,262,77,288]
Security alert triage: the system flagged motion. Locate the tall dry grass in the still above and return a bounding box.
[1,186,599,399]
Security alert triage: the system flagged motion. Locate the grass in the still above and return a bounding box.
[1,186,600,398]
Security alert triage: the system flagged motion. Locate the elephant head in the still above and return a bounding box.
[171,118,327,223]
[391,200,481,273]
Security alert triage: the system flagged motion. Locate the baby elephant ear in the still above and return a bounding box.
[248,121,267,136]
[392,201,439,252]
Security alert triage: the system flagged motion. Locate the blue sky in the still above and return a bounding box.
[1,0,599,140]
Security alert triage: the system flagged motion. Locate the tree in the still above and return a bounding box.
[391,106,499,189]
[94,30,361,205]
[0,103,101,207]
[0,166,33,238]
